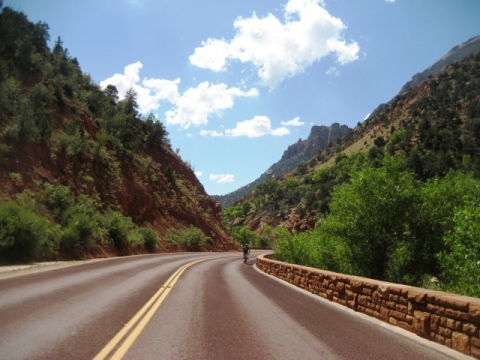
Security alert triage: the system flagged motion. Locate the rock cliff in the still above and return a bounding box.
[213,123,351,209]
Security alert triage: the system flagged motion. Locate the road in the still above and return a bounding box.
[0,252,469,360]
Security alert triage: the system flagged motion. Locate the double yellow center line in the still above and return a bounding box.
[93,257,218,360]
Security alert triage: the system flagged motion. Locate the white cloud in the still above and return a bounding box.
[195,171,203,177]
[100,62,180,115]
[225,116,289,137]
[210,174,235,184]
[385,0,395,3]
[326,66,340,76]
[189,0,359,88]
[100,62,142,95]
[200,129,224,137]
[281,116,305,126]
[165,82,258,129]
[101,63,258,129]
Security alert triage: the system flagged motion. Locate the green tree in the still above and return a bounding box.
[231,226,258,246]
[143,113,169,148]
[437,197,480,297]
[322,156,418,280]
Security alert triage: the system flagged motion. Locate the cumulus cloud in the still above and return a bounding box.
[195,171,203,177]
[281,116,305,126]
[165,82,258,129]
[100,62,258,129]
[210,174,235,184]
[189,0,359,88]
[225,116,289,137]
[100,62,181,115]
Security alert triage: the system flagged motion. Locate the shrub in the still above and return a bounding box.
[139,227,158,252]
[102,211,134,251]
[166,226,205,249]
[0,201,50,263]
[182,225,206,247]
[231,226,258,246]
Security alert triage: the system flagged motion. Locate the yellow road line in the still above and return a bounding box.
[93,257,219,360]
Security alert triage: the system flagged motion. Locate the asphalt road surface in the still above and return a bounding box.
[0,252,471,360]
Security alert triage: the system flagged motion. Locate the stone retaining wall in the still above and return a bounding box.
[256,253,480,358]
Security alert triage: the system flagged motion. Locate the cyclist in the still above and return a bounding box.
[242,244,250,263]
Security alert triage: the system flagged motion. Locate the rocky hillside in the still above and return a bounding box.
[0,8,235,262]
[223,35,480,236]
[399,35,480,93]
[212,123,350,209]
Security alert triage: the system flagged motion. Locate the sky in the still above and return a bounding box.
[4,0,480,195]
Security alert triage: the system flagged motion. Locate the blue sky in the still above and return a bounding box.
[4,0,480,195]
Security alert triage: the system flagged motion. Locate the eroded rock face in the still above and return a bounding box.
[214,123,351,209]
[281,123,351,161]
[283,212,316,233]
[0,112,235,256]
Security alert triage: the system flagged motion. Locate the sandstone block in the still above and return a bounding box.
[398,296,408,306]
[414,311,431,337]
[363,287,373,296]
[445,308,469,321]
[471,346,480,359]
[351,280,363,292]
[471,336,480,348]
[427,303,445,316]
[408,289,428,304]
[446,318,456,330]
[469,302,480,323]
[434,333,445,345]
[384,300,396,310]
[377,285,390,299]
[396,303,408,314]
[464,323,479,337]
[435,295,469,312]
[398,320,412,332]
[452,332,470,355]
[430,314,440,332]
[390,310,407,321]
[439,326,452,338]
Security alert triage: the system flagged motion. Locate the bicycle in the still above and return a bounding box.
[243,253,248,264]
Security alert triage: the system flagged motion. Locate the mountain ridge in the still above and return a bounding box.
[212,123,351,209]
[399,35,480,94]
[223,34,480,236]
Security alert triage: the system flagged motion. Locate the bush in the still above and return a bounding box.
[139,227,158,252]
[166,226,205,249]
[182,225,206,247]
[44,184,74,224]
[59,212,98,255]
[0,201,50,263]
[102,211,134,251]
[231,226,258,246]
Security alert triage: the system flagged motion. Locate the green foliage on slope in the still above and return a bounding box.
[0,8,232,262]
[0,7,170,154]
[223,48,480,296]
